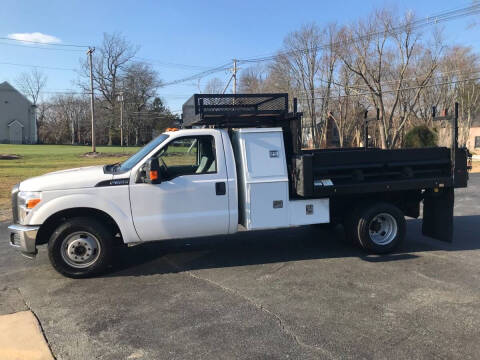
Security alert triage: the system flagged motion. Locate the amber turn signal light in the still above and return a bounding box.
[149,170,158,181]
[26,198,41,209]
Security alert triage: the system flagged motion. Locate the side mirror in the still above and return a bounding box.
[145,158,161,184]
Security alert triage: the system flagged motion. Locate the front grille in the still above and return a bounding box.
[11,184,19,223]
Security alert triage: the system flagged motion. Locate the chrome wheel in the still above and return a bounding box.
[60,231,101,269]
[368,213,398,245]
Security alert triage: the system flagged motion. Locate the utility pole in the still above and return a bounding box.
[87,47,96,153]
[118,92,124,147]
[232,59,237,94]
[222,59,239,95]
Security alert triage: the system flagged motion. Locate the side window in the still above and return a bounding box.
[162,137,198,167]
[157,135,216,178]
[475,136,480,148]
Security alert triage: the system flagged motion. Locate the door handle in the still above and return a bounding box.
[215,182,226,195]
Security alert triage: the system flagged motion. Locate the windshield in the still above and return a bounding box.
[117,134,169,172]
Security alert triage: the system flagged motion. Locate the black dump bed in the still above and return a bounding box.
[292,147,470,198]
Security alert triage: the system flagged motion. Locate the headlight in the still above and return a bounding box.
[17,191,41,224]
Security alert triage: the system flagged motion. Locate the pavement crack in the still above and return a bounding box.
[15,287,57,360]
[163,257,336,360]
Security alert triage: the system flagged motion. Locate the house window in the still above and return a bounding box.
[475,136,480,148]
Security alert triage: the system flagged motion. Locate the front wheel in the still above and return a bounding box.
[48,217,113,278]
[346,202,406,254]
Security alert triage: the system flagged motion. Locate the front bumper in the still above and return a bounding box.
[8,224,39,258]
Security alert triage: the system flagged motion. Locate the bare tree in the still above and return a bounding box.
[239,66,267,93]
[203,77,225,93]
[278,23,323,147]
[338,9,441,148]
[81,32,138,145]
[316,23,339,145]
[329,64,365,147]
[443,46,480,146]
[16,68,47,106]
[122,62,161,145]
[16,69,47,143]
[38,95,89,145]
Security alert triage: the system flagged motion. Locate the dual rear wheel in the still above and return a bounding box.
[344,202,406,254]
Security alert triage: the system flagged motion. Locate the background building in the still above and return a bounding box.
[467,117,480,154]
[0,81,36,144]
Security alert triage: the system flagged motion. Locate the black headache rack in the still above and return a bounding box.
[183,93,292,126]
[182,93,303,156]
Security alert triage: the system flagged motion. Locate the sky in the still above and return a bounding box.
[0,0,479,113]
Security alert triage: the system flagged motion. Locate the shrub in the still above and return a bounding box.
[404,125,438,148]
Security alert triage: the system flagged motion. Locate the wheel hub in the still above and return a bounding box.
[61,232,100,268]
[368,213,398,245]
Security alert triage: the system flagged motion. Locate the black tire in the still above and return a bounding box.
[345,202,406,254]
[48,217,113,278]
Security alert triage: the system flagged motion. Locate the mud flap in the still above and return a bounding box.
[422,187,454,242]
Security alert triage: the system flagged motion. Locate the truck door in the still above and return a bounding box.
[129,132,230,242]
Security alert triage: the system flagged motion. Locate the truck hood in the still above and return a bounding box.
[19,165,115,191]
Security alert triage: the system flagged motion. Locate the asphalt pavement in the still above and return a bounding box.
[1,175,479,359]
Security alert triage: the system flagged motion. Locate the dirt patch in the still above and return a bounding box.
[81,152,130,158]
[0,154,22,160]
[0,208,11,223]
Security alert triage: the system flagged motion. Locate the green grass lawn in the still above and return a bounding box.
[0,144,139,221]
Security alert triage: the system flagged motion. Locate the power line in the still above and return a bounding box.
[296,76,480,101]
[0,61,76,71]
[292,68,480,94]
[237,3,480,64]
[162,62,232,86]
[0,36,89,48]
[160,4,480,88]
[133,57,212,70]
[0,41,85,52]
[0,88,86,94]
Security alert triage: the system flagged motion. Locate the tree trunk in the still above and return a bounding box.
[71,118,75,145]
[378,107,388,149]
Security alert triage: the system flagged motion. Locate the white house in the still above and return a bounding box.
[0,81,37,144]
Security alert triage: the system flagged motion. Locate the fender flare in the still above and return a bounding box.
[29,193,140,243]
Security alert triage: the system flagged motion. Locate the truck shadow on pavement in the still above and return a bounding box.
[105,215,480,277]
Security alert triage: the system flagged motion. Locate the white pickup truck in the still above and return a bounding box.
[8,93,469,277]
